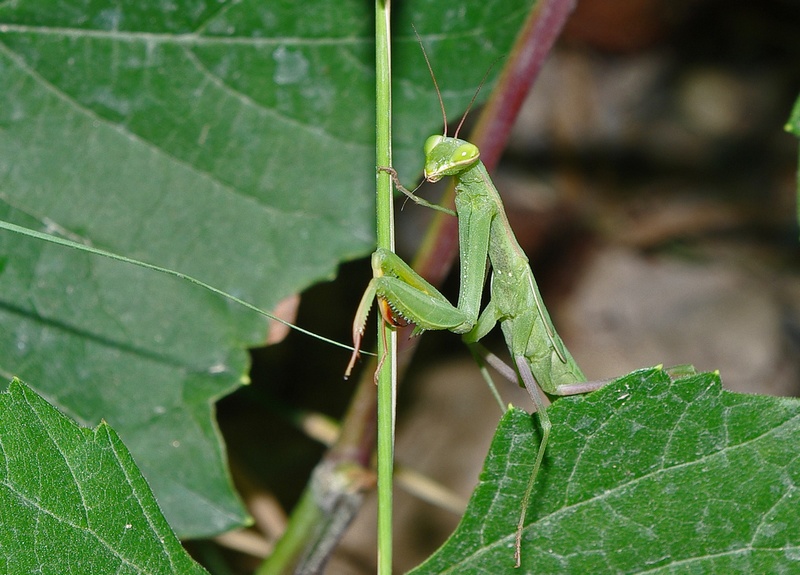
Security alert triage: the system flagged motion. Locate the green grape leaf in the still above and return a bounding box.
[410,368,800,574]
[0,379,209,575]
[0,0,537,537]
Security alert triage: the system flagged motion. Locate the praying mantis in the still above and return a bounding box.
[346,41,609,568]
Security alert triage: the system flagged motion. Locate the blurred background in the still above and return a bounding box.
[213,1,800,572]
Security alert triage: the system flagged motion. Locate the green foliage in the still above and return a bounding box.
[410,368,800,573]
[0,0,535,540]
[786,94,800,228]
[0,379,209,575]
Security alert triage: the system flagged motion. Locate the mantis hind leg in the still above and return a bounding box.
[461,346,554,566]
[551,379,612,396]
[510,360,611,567]
[513,355,551,569]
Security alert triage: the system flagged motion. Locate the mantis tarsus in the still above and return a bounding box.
[346,41,608,568]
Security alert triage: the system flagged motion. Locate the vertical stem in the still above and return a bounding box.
[374,2,396,574]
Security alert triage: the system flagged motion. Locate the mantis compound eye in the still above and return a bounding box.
[451,142,479,166]
[423,134,445,156]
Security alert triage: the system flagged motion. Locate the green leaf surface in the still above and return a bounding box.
[788,94,800,228]
[0,378,209,575]
[786,94,800,137]
[0,1,536,537]
[409,368,800,574]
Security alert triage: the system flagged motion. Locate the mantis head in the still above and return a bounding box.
[411,25,488,184]
[422,135,480,182]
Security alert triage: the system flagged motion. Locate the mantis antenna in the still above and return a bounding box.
[411,24,500,140]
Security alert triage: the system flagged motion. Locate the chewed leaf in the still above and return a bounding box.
[0,379,209,575]
[409,368,800,574]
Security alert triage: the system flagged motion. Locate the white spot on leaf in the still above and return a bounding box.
[273,46,309,85]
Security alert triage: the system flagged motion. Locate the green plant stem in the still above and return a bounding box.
[250,6,399,569]
[254,488,319,575]
[374,2,396,574]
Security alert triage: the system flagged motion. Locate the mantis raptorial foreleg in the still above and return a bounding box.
[379,166,456,217]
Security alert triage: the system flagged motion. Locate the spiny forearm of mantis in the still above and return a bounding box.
[0,218,368,356]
